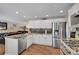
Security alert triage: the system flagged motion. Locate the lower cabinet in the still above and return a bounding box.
[19,38,23,53]
[5,37,18,55]
[33,35,52,46]
[5,34,53,55]
[26,36,32,49]
[5,37,27,55]
[18,37,27,53]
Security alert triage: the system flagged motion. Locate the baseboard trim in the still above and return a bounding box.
[32,44,53,48]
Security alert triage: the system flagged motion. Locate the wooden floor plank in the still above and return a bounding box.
[21,44,60,55]
[0,44,5,55]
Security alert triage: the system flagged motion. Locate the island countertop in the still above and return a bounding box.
[5,33,33,39]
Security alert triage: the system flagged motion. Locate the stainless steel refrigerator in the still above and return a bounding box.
[52,22,62,48]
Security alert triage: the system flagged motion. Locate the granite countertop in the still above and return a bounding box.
[62,39,79,52]
[5,34,27,39]
[5,33,33,39]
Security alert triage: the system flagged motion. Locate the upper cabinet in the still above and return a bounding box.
[68,4,79,27]
[71,14,79,26]
[27,20,40,28]
[40,20,52,28]
[67,4,79,38]
[68,4,79,16]
[27,18,66,29]
[27,20,52,29]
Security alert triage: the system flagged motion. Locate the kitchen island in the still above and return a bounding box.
[5,34,32,55]
[60,38,79,55]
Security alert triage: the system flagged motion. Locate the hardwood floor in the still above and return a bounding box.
[21,44,60,55]
[0,44,5,55]
[0,44,60,55]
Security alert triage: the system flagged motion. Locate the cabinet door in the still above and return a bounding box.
[19,37,27,53]
[39,35,52,46]
[44,35,52,46]
[33,35,52,46]
[28,20,40,28]
[29,37,32,46]
[26,36,32,48]
[25,37,27,48]
[19,38,24,53]
[39,20,52,28]
[33,35,39,44]
[22,37,26,50]
[5,38,18,55]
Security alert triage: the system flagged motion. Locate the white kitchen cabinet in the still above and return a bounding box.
[5,36,27,55]
[19,37,23,53]
[23,37,27,48]
[40,20,51,28]
[33,34,52,46]
[27,20,40,28]
[18,37,27,53]
[5,37,18,55]
[26,35,32,48]
[68,4,79,16]
[27,20,52,28]
[40,20,45,28]
[43,20,52,28]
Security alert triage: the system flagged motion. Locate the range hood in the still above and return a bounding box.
[42,17,48,20]
[74,14,79,17]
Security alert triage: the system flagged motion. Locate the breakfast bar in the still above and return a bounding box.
[5,33,32,55]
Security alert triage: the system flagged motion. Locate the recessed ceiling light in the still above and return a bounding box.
[60,10,63,13]
[24,16,26,18]
[34,16,38,18]
[16,11,19,14]
[46,15,49,17]
[6,19,8,20]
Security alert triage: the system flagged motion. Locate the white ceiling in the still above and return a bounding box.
[0,3,74,24]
